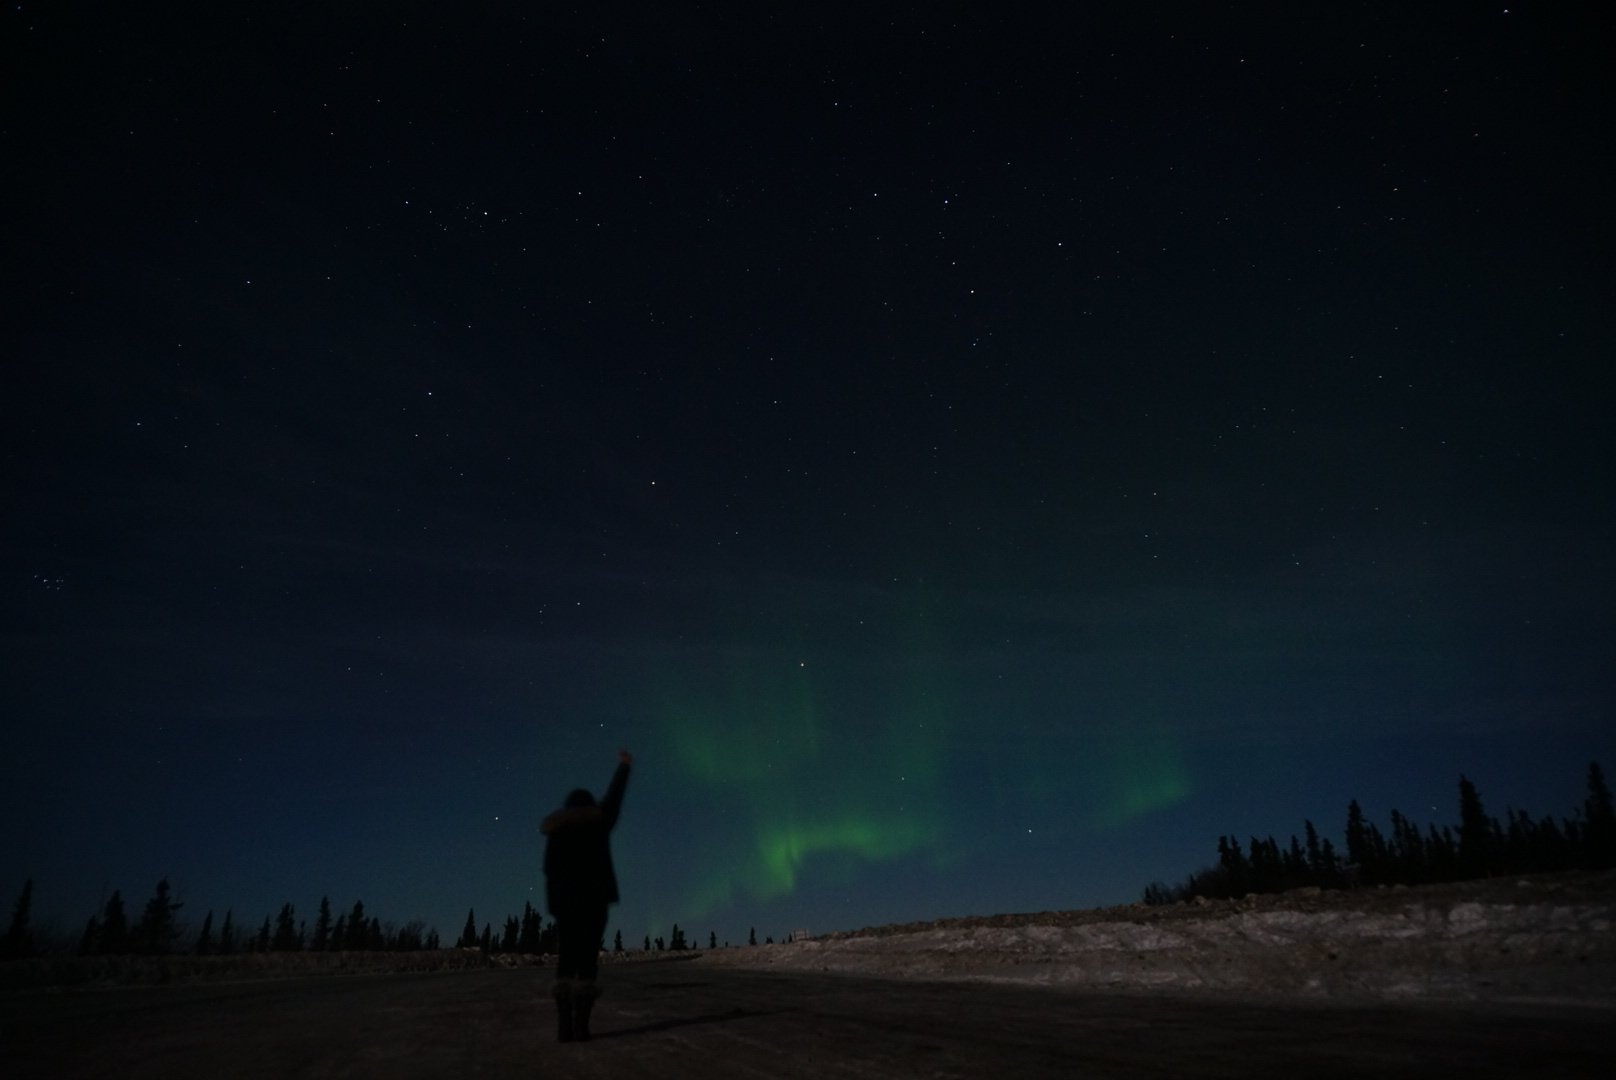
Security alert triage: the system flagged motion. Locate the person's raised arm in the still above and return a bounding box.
[600,750,632,830]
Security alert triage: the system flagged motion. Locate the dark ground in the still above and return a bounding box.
[3,958,1611,1079]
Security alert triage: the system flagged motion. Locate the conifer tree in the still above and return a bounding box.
[348,901,367,947]
[1319,837,1341,884]
[273,903,299,951]
[1457,775,1494,879]
[313,897,332,951]
[3,879,33,959]
[369,917,383,950]
[218,910,236,955]
[1285,835,1308,884]
[710,931,717,949]
[643,934,650,951]
[519,903,540,953]
[134,879,183,954]
[1364,820,1390,883]
[501,916,520,953]
[1427,824,1457,881]
[1344,800,1369,881]
[256,917,271,952]
[749,927,757,946]
[1304,822,1323,876]
[1583,762,1615,869]
[1217,836,1250,896]
[195,911,214,956]
[331,914,347,950]
[458,909,477,949]
[479,923,492,953]
[613,930,623,952]
[79,915,100,956]
[100,891,129,953]
[670,923,686,950]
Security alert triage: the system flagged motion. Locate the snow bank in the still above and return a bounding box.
[702,872,1616,1001]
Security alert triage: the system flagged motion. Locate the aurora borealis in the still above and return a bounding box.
[3,3,1612,948]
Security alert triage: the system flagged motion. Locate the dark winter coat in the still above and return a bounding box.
[542,762,630,915]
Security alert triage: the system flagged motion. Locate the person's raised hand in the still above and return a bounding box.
[619,749,633,767]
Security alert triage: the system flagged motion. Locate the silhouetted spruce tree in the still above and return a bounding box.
[519,903,540,953]
[1217,836,1249,896]
[501,916,520,953]
[1505,810,1543,874]
[765,935,773,944]
[1388,810,1424,884]
[479,923,492,953]
[1321,837,1342,882]
[1344,801,1369,884]
[100,891,129,954]
[133,879,183,954]
[255,917,271,952]
[1283,835,1307,886]
[1457,775,1494,879]
[654,936,664,951]
[347,902,367,948]
[195,911,215,955]
[458,909,477,949]
[1427,824,1458,881]
[79,915,100,956]
[710,931,718,949]
[1583,762,1615,869]
[331,914,347,950]
[1249,836,1281,893]
[669,924,686,950]
[1363,820,1391,885]
[313,897,332,951]
[613,930,623,952]
[369,917,383,950]
[3,879,34,959]
[218,910,236,955]
[749,927,757,946]
[273,903,299,951]
[537,920,557,954]
[642,935,650,951]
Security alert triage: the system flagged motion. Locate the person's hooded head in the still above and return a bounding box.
[564,788,597,809]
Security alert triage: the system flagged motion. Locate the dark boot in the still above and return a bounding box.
[552,979,576,1043]
[573,981,598,1042]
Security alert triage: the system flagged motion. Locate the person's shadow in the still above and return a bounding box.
[594,1006,775,1040]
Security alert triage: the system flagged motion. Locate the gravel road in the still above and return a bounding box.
[4,958,1611,1078]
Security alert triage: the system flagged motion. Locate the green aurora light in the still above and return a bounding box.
[639,591,1193,923]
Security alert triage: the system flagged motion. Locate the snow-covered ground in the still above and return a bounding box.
[701,871,1616,1002]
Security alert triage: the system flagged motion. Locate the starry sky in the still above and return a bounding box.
[3,2,1612,947]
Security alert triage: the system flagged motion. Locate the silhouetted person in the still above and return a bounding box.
[542,749,631,1042]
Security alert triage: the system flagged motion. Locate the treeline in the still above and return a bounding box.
[1144,762,1615,905]
[4,877,799,963]
[452,908,756,956]
[0,882,440,960]
[456,902,557,954]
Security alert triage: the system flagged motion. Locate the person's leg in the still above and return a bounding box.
[572,907,609,1040]
[552,914,579,1042]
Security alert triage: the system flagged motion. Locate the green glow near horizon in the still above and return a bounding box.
[658,643,951,917]
[647,592,1193,923]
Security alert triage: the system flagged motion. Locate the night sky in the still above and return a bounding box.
[4,3,1612,948]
